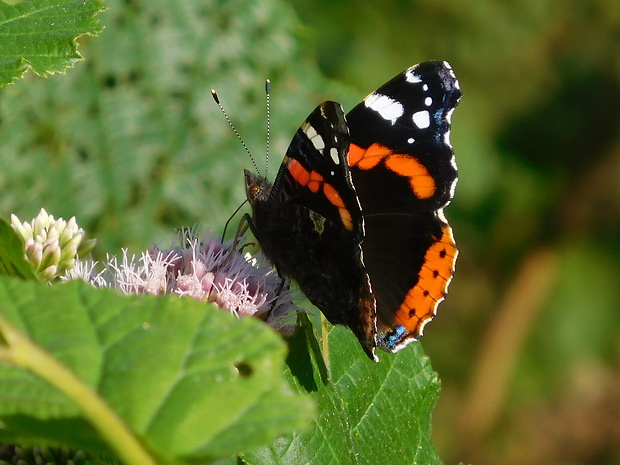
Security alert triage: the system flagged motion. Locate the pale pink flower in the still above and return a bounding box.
[63,228,298,333]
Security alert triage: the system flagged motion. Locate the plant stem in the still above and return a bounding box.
[0,313,158,465]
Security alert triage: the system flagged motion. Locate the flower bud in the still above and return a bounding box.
[11,209,96,281]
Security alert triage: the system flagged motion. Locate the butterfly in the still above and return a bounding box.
[244,61,461,361]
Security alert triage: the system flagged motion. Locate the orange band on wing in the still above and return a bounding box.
[395,224,457,338]
[348,143,366,166]
[338,208,353,231]
[307,170,324,193]
[384,154,436,199]
[287,158,354,231]
[288,159,310,185]
[323,182,345,208]
[349,143,392,170]
[349,143,436,199]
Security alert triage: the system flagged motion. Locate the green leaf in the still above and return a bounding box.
[0,217,38,280]
[0,0,105,86]
[0,277,314,464]
[243,315,443,465]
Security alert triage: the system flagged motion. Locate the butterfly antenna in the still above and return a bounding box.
[265,79,271,177]
[211,89,260,174]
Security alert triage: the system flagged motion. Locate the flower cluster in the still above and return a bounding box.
[63,228,299,333]
[10,208,298,333]
[11,209,96,281]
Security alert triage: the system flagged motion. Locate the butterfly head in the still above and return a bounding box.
[244,169,272,206]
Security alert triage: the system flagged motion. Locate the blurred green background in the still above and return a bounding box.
[2,0,620,463]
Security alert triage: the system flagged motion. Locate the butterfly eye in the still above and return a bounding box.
[247,182,262,200]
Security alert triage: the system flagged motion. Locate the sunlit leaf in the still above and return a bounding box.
[243,315,443,465]
[0,0,104,85]
[0,277,314,463]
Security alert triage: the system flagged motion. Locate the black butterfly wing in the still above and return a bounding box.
[346,61,461,352]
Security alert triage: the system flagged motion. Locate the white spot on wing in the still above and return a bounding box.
[437,208,449,223]
[304,124,317,139]
[450,154,457,172]
[364,92,404,125]
[312,135,325,151]
[407,137,415,144]
[405,68,422,83]
[448,175,458,200]
[330,147,340,164]
[425,96,433,106]
[446,107,456,124]
[303,124,326,151]
[412,110,430,129]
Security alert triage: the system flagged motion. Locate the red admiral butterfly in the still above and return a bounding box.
[245,61,461,361]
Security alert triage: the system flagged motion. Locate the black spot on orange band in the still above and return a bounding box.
[393,224,457,338]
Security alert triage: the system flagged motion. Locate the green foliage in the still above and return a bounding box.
[242,316,442,465]
[0,0,104,85]
[0,0,333,256]
[0,276,313,464]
